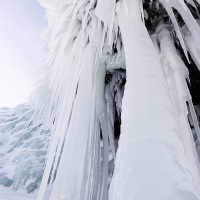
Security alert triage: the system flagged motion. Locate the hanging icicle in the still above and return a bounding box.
[157,24,200,190]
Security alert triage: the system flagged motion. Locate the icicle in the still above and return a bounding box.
[151,34,160,56]
[91,118,101,200]
[157,24,200,190]
[185,0,197,9]
[159,1,190,62]
[95,0,116,47]
[95,62,109,200]
[161,0,200,51]
[48,45,96,200]
[105,83,116,159]
[109,1,200,199]
[107,115,116,159]
[81,104,100,200]
[188,100,200,144]
[182,22,200,71]
[99,114,109,200]
[196,0,200,4]
[140,0,145,22]
[37,33,88,200]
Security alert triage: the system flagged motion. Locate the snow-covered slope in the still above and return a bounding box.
[0,105,50,193]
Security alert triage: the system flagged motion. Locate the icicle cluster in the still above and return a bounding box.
[33,0,123,199]
[13,0,200,199]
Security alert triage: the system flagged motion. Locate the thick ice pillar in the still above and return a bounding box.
[109,0,200,199]
[158,26,200,189]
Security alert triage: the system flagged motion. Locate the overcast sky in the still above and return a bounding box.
[0,0,47,108]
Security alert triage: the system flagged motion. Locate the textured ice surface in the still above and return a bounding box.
[0,105,50,193]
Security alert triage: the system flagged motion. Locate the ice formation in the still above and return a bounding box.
[0,105,50,193]
[1,0,200,199]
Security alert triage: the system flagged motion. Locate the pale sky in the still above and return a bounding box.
[0,0,47,108]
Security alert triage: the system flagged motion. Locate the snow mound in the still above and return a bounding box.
[0,105,50,193]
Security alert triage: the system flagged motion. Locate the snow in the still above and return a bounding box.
[0,105,50,193]
[0,186,52,200]
[0,186,37,200]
